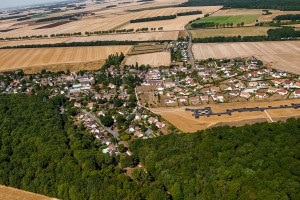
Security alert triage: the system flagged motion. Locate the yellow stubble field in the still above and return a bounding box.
[123,51,171,67]
[0,46,131,72]
[192,41,300,74]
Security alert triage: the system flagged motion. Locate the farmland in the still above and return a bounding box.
[0,185,55,200]
[191,26,272,38]
[123,52,171,67]
[192,41,300,74]
[192,14,260,25]
[0,46,131,72]
[152,99,300,132]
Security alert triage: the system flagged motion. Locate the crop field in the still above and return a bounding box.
[128,43,167,55]
[192,41,300,74]
[0,46,131,72]
[191,26,273,38]
[123,52,171,67]
[194,14,260,25]
[0,38,69,48]
[0,185,55,200]
[152,99,300,132]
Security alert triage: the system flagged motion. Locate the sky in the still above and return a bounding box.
[0,0,68,9]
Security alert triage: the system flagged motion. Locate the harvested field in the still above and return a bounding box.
[152,99,300,132]
[123,52,171,67]
[191,26,273,38]
[0,185,56,200]
[35,21,70,29]
[128,43,167,55]
[0,46,131,72]
[0,38,69,48]
[192,41,300,74]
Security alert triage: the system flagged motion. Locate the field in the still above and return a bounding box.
[128,43,167,55]
[193,14,260,25]
[192,41,300,74]
[0,185,56,200]
[0,46,131,73]
[191,26,273,38]
[123,52,171,67]
[152,99,300,132]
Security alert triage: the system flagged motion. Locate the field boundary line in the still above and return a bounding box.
[264,110,274,122]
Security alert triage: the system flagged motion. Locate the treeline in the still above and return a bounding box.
[191,22,217,28]
[85,29,135,35]
[0,14,27,21]
[1,40,138,49]
[177,10,202,16]
[0,94,170,199]
[36,12,88,23]
[193,27,300,43]
[181,0,300,11]
[274,14,300,21]
[50,32,81,37]
[130,15,176,23]
[17,16,31,21]
[130,118,300,199]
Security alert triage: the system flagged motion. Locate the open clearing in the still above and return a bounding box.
[123,52,171,67]
[152,99,300,132]
[191,26,273,38]
[0,46,131,72]
[192,41,300,74]
[0,185,56,200]
[195,14,260,25]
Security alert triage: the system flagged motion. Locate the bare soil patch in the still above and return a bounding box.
[192,41,300,74]
[152,99,300,132]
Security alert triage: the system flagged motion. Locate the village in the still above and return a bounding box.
[1,41,300,155]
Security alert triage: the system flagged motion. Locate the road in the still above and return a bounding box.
[81,109,120,140]
[185,25,195,68]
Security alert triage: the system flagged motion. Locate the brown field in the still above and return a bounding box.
[0,38,69,48]
[0,46,131,72]
[152,99,300,132]
[0,185,56,200]
[192,41,300,74]
[123,52,171,67]
[191,26,273,38]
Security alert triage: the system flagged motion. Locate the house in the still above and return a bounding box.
[189,96,199,103]
[292,82,300,89]
[87,102,94,110]
[202,88,210,94]
[274,79,283,86]
[156,122,166,129]
[164,82,176,88]
[256,92,266,99]
[200,95,209,102]
[74,102,81,108]
[240,91,251,99]
[212,94,224,102]
[165,98,176,104]
[166,92,175,97]
[148,117,158,124]
[134,131,143,138]
[267,87,277,93]
[293,90,300,97]
[129,126,135,133]
[283,80,293,88]
[210,86,220,94]
[277,89,288,95]
[248,81,258,87]
[258,81,269,88]
[229,90,239,96]
[179,96,188,103]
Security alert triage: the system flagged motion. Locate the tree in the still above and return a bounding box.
[100,115,114,127]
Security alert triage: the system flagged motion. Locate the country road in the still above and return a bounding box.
[185,25,195,69]
[81,109,120,140]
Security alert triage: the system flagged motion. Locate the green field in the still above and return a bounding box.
[197,14,260,25]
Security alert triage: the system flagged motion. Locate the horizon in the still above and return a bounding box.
[0,0,70,9]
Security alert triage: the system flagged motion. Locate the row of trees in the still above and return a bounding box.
[191,21,244,28]
[130,15,176,23]
[130,118,300,199]
[274,14,300,21]
[36,12,88,23]
[177,10,202,16]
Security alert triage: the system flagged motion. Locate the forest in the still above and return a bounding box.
[181,0,300,11]
[130,119,300,199]
[274,14,300,21]
[0,94,170,199]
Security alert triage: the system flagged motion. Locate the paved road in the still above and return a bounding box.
[81,109,120,140]
[185,25,195,68]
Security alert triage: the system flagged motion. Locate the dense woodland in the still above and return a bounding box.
[131,120,300,199]
[181,0,300,11]
[0,94,170,199]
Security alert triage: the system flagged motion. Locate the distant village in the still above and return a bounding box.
[1,42,300,155]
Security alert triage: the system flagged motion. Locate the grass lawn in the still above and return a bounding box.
[191,27,275,38]
[196,15,260,25]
